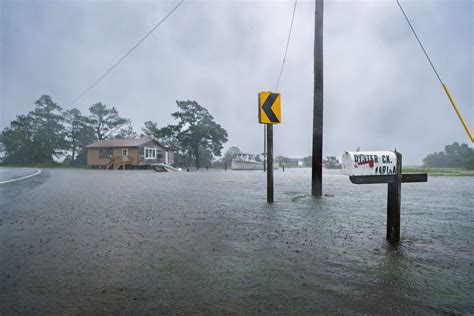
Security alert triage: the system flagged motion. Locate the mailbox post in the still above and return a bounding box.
[342,150,427,243]
[387,151,402,242]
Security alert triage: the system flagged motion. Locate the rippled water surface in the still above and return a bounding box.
[1,168,473,314]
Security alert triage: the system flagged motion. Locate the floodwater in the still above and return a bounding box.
[0,168,473,314]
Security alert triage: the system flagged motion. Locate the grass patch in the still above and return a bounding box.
[403,166,474,176]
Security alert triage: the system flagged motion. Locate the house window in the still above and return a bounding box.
[122,148,128,156]
[144,147,156,159]
[99,148,112,159]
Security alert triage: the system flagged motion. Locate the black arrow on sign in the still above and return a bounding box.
[262,93,280,123]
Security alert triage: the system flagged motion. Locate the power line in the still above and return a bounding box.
[69,0,184,107]
[396,0,442,84]
[396,0,473,142]
[275,0,298,91]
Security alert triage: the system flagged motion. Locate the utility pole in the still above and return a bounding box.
[312,0,323,197]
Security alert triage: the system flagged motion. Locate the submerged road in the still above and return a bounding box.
[0,168,50,208]
[0,168,473,314]
[0,168,41,184]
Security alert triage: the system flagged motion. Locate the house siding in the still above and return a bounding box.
[87,148,110,166]
[139,141,170,165]
[85,139,173,168]
[87,147,139,167]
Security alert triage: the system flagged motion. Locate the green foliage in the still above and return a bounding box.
[0,95,67,163]
[141,121,187,166]
[1,115,37,163]
[31,95,68,162]
[0,96,132,165]
[223,146,241,166]
[142,100,229,169]
[1,96,229,168]
[323,156,341,169]
[169,100,228,169]
[88,103,129,140]
[115,122,138,140]
[423,142,473,168]
[64,108,95,164]
[142,121,179,150]
[465,157,474,170]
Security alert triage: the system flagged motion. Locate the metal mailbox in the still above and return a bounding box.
[341,150,428,244]
[341,151,397,176]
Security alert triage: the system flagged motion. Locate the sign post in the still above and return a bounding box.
[267,124,273,202]
[342,150,427,243]
[259,91,281,203]
[263,126,266,172]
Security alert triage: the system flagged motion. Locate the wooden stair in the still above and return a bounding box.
[107,157,120,170]
[107,156,129,170]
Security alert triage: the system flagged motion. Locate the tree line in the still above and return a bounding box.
[0,95,228,169]
[423,142,473,169]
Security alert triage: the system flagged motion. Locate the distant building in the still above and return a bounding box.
[231,153,264,170]
[285,158,304,168]
[85,138,173,170]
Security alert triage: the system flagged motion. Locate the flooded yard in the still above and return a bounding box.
[0,168,473,314]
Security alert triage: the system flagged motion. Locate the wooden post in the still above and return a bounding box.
[312,0,324,197]
[264,125,267,172]
[387,151,402,243]
[347,151,426,244]
[267,124,274,203]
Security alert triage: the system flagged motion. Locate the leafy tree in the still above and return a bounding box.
[64,108,95,164]
[223,146,241,166]
[465,157,474,170]
[0,95,67,163]
[31,96,65,160]
[323,156,341,169]
[0,114,37,163]
[88,103,129,140]
[29,95,67,162]
[115,122,138,139]
[141,121,188,166]
[198,147,214,168]
[170,100,228,169]
[142,121,179,150]
[423,142,473,168]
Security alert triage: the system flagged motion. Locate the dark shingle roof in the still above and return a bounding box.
[85,138,158,148]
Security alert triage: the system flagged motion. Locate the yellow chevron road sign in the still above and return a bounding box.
[259,92,281,124]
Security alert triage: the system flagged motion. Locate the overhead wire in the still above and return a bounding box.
[264,0,298,169]
[396,0,473,142]
[275,0,298,91]
[68,0,184,108]
[396,0,442,84]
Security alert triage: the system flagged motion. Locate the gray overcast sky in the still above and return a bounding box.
[1,0,472,164]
